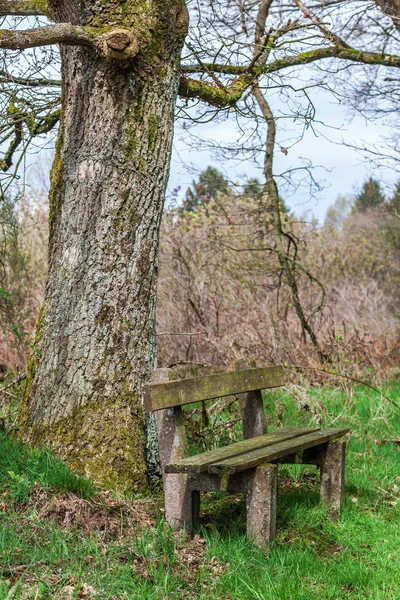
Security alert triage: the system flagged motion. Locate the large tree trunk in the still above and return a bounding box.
[19,0,188,490]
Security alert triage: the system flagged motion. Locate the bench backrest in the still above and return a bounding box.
[143,361,285,471]
[143,365,284,412]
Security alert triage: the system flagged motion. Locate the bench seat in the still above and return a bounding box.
[144,362,349,548]
[164,426,318,474]
[166,427,349,475]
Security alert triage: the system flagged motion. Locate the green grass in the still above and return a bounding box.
[0,382,399,598]
[0,434,94,503]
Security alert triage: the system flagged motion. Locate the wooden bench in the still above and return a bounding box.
[144,361,349,548]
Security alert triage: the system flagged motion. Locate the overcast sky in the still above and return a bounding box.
[168,86,397,222]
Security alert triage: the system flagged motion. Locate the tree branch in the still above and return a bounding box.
[1,121,22,171]
[255,0,274,45]
[292,0,349,48]
[253,84,328,361]
[374,0,400,33]
[1,104,61,172]
[0,23,95,50]
[0,69,61,87]
[0,23,139,59]
[0,0,49,17]
[178,46,400,104]
[178,75,251,107]
[180,46,400,77]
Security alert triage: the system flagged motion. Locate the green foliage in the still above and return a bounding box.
[0,432,94,504]
[181,166,229,212]
[381,180,400,250]
[353,178,385,213]
[388,180,400,214]
[243,177,290,214]
[243,178,263,197]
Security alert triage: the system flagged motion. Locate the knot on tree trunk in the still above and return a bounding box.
[101,29,138,60]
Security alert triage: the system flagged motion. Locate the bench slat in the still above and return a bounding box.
[144,366,284,412]
[208,428,350,475]
[164,426,318,474]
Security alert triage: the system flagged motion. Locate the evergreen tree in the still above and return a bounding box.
[182,167,229,212]
[382,180,400,249]
[353,178,385,213]
[388,180,400,215]
[243,177,289,214]
[325,195,354,229]
[243,178,263,197]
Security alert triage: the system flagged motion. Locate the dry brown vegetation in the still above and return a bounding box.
[157,194,400,376]
[1,186,400,379]
[0,192,47,372]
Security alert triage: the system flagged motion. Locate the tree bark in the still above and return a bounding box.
[18,0,188,490]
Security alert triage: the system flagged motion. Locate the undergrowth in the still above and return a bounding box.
[0,381,399,598]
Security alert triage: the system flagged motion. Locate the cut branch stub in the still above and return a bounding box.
[101,29,139,60]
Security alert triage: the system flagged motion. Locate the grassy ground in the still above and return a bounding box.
[0,381,399,599]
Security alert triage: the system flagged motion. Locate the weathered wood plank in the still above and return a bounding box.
[208,428,350,475]
[143,366,285,412]
[164,427,318,474]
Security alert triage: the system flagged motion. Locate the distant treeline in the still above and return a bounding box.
[1,170,400,380]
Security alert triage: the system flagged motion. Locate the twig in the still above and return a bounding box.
[166,360,210,368]
[157,332,207,336]
[292,0,349,48]
[198,417,241,437]
[0,373,26,401]
[0,389,16,399]
[1,372,26,389]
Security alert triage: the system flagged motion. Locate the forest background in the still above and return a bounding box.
[2,169,400,384]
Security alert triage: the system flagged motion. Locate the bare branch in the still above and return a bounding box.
[255,0,274,45]
[375,0,400,33]
[0,23,95,50]
[0,0,49,17]
[180,47,400,77]
[1,104,60,171]
[0,24,139,59]
[291,0,349,47]
[0,69,61,87]
[253,84,328,361]
[178,75,251,107]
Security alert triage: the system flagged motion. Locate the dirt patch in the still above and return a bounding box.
[176,533,209,569]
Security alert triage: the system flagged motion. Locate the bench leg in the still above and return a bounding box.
[246,464,278,548]
[164,473,192,530]
[320,440,346,520]
[191,490,200,530]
